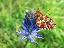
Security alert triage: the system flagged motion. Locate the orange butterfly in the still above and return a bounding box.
[35,10,56,30]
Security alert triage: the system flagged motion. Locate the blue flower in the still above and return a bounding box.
[18,10,44,43]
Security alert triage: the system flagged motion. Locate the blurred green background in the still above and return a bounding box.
[0,0,64,48]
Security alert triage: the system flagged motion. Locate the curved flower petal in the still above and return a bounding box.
[35,34,44,39]
[32,29,41,33]
[28,35,35,43]
[17,31,22,35]
[20,36,27,42]
[18,31,28,36]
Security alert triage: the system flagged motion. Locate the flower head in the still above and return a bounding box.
[18,10,44,43]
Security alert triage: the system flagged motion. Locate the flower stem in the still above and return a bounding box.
[24,40,28,48]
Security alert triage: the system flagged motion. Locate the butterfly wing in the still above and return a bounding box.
[35,10,56,30]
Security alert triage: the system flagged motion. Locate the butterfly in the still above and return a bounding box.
[35,10,56,30]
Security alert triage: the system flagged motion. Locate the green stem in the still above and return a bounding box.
[24,40,28,48]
